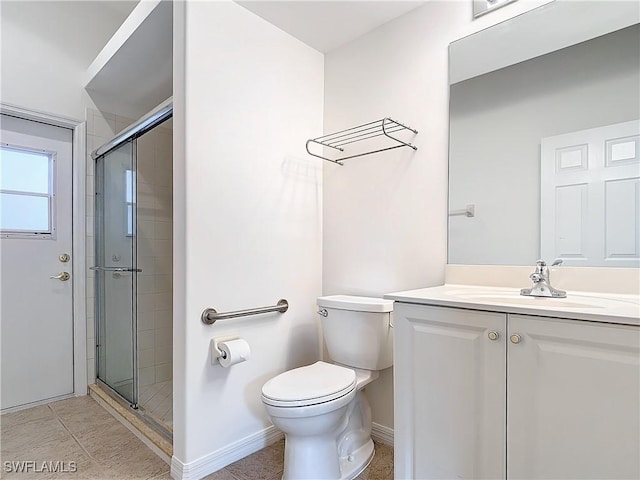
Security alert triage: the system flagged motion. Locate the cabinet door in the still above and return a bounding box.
[395,303,506,480]
[507,315,640,479]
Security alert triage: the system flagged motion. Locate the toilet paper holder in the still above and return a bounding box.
[211,335,239,363]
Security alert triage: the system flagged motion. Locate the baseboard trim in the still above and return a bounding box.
[371,422,394,447]
[1,393,75,414]
[171,425,283,480]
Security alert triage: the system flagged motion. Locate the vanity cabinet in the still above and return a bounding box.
[394,303,640,480]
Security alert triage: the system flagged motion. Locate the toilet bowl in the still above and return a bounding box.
[262,362,377,480]
[261,295,393,480]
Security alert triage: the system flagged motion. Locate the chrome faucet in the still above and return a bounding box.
[520,259,566,298]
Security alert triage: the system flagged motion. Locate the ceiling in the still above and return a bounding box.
[84,0,172,117]
[236,1,425,53]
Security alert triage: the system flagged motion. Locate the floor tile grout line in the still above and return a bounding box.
[140,384,171,411]
[0,406,55,430]
[143,388,171,407]
[48,404,109,477]
[4,399,174,478]
[223,466,268,480]
[7,401,392,480]
[51,400,171,478]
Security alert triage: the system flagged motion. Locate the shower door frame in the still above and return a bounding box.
[91,98,172,411]
[94,140,139,407]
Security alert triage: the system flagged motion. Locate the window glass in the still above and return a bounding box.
[125,169,134,203]
[125,169,136,236]
[0,193,49,231]
[0,147,50,194]
[0,146,52,234]
[127,204,133,236]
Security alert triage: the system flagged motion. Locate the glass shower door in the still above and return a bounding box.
[95,140,138,405]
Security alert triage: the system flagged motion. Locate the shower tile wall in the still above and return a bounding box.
[85,108,173,400]
[135,126,173,392]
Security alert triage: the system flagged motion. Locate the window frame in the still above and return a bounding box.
[0,143,57,239]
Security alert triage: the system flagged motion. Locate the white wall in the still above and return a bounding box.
[0,1,139,121]
[323,0,554,430]
[173,0,324,474]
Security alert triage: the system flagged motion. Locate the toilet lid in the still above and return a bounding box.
[262,361,356,407]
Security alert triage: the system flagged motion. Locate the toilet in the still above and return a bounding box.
[261,295,393,480]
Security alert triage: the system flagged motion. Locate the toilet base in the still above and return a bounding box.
[339,438,374,480]
[280,437,375,480]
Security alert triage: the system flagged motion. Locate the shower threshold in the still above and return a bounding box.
[89,383,173,463]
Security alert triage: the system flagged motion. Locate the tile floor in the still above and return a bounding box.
[1,396,393,480]
[138,381,173,429]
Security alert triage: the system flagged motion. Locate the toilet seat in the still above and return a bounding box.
[262,361,356,408]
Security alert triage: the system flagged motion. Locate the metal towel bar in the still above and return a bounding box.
[90,266,143,272]
[448,204,475,218]
[201,299,289,325]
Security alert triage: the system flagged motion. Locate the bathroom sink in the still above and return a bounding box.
[458,293,602,309]
[386,285,640,324]
[445,289,640,309]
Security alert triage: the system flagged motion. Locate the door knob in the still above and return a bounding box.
[510,334,522,344]
[50,272,70,281]
[488,331,500,341]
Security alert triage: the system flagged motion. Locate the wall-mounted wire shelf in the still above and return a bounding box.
[306,117,418,165]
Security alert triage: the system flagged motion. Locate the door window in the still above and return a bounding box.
[0,145,54,237]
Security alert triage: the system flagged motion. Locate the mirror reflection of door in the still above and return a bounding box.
[448,22,640,266]
[540,120,640,267]
[0,114,74,411]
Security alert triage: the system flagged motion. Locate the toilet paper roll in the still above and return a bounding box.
[218,338,251,368]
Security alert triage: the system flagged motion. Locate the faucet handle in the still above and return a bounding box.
[530,272,543,283]
[551,258,563,267]
[536,259,547,267]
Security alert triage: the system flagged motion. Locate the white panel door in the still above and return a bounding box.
[541,119,640,267]
[0,114,74,411]
[394,303,506,480]
[507,315,640,479]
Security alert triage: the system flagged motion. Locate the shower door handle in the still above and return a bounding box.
[90,266,142,272]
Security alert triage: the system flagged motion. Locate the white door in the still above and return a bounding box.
[0,114,74,411]
[507,315,640,479]
[540,120,640,267]
[394,303,506,480]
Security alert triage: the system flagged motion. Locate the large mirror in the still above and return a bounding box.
[448,1,640,267]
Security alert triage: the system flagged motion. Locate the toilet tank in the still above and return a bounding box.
[317,295,393,371]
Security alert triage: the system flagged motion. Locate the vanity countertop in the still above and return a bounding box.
[385,284,640,326]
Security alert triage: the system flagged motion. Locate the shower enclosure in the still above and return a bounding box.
[93,99,173,431]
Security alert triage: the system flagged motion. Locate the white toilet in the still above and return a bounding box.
[261,295,393,480]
